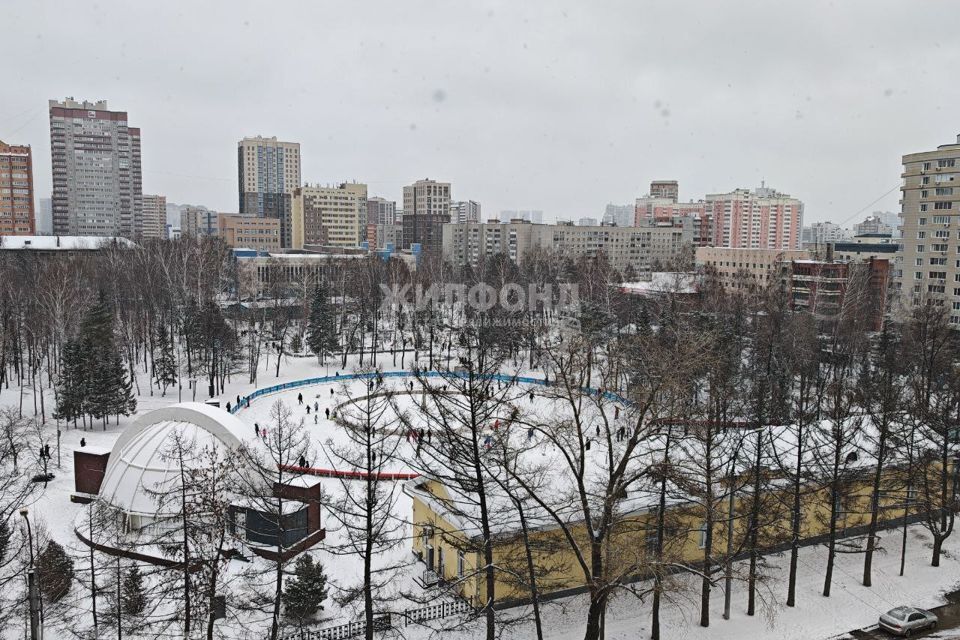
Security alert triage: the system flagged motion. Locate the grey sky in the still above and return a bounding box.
[3,0,959,225]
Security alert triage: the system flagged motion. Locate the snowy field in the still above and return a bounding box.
[3,352,960,639]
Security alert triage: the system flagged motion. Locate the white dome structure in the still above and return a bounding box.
[99,403,250,521]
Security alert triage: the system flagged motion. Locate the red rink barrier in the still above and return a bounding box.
[281,464,420,481]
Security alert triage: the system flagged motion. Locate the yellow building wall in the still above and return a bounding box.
[410,467,919,605]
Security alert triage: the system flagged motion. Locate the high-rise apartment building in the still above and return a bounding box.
[49,99,142,237]
[853,214,894,237]
[0,140,35,235]
[291,182,367,248]
[38,197,52,234]
[602,203,634,227]
[801,221,849,246]
[706,186,803,250]
[180,206,217,237]
[238,136,301,247]
[649,180,679,202]
[141,194,166,239]
[367,197,397,225]
[635,197,712,246]
[402,179,450,251]
[500,210,543,224]
[899,135,960,322]
[450,200,481,224]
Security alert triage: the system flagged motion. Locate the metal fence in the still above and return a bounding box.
[279,600,472,640]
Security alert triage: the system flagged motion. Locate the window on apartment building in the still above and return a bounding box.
[938,159,956,168]
[922,191,929,198]
[917,245,925,252]
[921,204,929,212]
[923,177,931,185]
[933,216,951,224]
[915,272,923,280]
[919,218,927,225]
[915,258,924,266]
[917,231,927,239]
[936,188,955,196]
[924,162,932,170]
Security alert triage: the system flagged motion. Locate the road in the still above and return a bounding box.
[842,591,960,639]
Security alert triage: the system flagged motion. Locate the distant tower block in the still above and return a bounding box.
[649,180,679,203]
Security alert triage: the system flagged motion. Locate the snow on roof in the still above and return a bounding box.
[620,272,698,296]
[100,403,253,516]
[76,445,111,456]
[0,235,137,250]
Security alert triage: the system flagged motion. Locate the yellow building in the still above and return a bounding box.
[404,448,923,607]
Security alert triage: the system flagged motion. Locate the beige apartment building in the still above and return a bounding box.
[899,135,960,325]
[696,246,809,293]
[443,219,692,274]
[291,183,367,249]
[218,213,280,252]
[140,194,166,239]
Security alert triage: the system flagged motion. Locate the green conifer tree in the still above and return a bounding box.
[306,282,337,364]
[121,564,146,616]
[153,324,178,396]
[37,540,74,602]
[282,554,328,622]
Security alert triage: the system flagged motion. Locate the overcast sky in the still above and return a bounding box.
[3,1,959,225]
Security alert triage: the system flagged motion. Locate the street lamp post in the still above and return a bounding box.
[19,509,39,640]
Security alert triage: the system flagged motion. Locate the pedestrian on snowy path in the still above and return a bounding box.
[255,423,260,437]
[298,393,303,405]
[80,438,86,447]
[314,401,318,412]
[314,415,318,424]
[325,407,330,419]
[307,406,311,415]
[226,401,231,412]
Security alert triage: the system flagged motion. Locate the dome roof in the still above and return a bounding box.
[99,403,250,516]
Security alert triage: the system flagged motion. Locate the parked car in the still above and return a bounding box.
[878,606,938,636]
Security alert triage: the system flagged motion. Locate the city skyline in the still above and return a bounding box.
[2,1,958,226]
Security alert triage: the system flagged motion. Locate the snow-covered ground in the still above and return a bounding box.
[4,352,959,640]
[402,524,960,640]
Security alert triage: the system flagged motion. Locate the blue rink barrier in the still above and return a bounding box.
[230,370,629,414]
